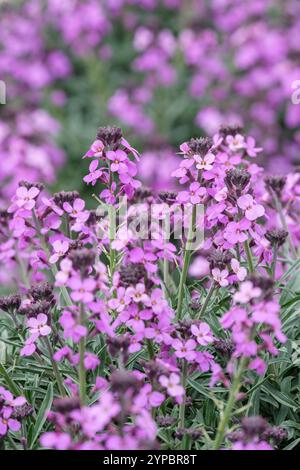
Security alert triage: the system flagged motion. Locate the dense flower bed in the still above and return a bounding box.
[0,125,299,450]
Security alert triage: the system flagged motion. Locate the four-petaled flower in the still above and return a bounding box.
[191,323,214,346]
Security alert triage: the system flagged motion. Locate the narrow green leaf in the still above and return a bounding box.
[29,382,54,449]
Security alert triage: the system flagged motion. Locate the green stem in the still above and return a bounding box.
[244,240,254,274]
[79,304,87,406]
[163,258,169,292]
[213,357,247,450]
[146,339,155,360]
[271,243,278,281]
[176,205,197,320]
[44,337,66,397]
[197,282,215,319]
[178,360,188,449]
[108,204,116,277]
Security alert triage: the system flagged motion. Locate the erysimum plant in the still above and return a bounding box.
[0,125,299,450]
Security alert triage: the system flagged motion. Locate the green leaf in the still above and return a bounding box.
[29,382,54,449]
[261,384,298,411]
[0,363,22,396]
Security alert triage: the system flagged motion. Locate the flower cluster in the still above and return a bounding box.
[0,126,299,451]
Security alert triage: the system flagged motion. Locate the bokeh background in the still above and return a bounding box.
[1,0,300,207]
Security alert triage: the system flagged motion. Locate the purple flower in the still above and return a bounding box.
[69,277,96,303]
[212,268,229,287]
[172,339,197,360]
[159,373,184,398]
[15,186,40,210]
[83,160,104,185]
[0,408,21,436]
[107,149,128,173]
[49,239,69,264]
[237,194,265,221]
[84,139,105,158]
[191,323,214,346]
[27,313,51,337]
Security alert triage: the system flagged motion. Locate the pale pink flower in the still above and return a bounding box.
[69,277,96,303]
[107,149,128,173]
[233,281,261,304]
[231,259,247,281]
[49,239,69,264]
[159,373,184,397]
[226,134,245,152]
[27,313,51,337]
[194,152,215,171]
[237,194,265,221]
[15,186,40,210]
[191,323,214,346]
[172,339,196,360]
[127,283,149,303]
[212,268,229,287]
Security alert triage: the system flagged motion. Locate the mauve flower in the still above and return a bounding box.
[237,194,265,221]
[63,198,86,218]
[126,283,149,303]
[159,373,184,397]
[231,259,247,281]
[49,239,69,264]
[172,339,196,360]
[226,134,245,152]
[107,149,128,173]
[83,160,104,185]
[194,152,215,171]
[224,219,250,245]
[84,353,100,370]
[212,268,229,287]
[20,335,37,357]
[233,281,261,304]
[191,323,214,346]
[40,432,72,450]
[0,389,24,408]
[28,313,51,337]
[59,309,87,343]
[177,182,206,204]
[15,186,40,210]
[84,139,105,158]
[144,289,167,314]
[0,408,21,436]
[69,277,96,303]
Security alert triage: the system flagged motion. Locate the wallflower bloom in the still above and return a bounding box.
[224,220,250,245]
[233,281,261,304]
[0,409,21,436]
[177,182,206,204]
[159,373,184,397]
[212,268,229,287]
[194,152,215,171]
[231,259,247,281]
[83,160,104,185]
[237,194,265,221]
[84,139,105,158]
[191,323,214,346]
[226,134,245,152]
[27,313,51,337]
[15,186,40,210]
[49,239,69,264]
[172,339,196,360]
[69,277,96,303]
[107,149,128,173]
